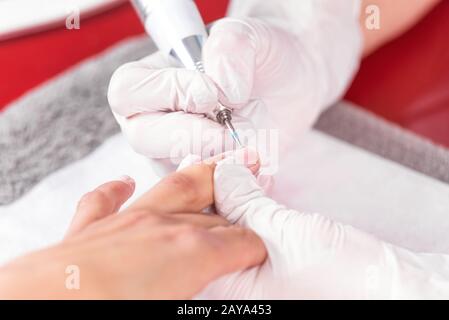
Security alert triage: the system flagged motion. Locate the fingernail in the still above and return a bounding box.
[118,175,135,188]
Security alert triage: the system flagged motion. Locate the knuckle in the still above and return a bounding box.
[78,191,93,205]
[77,190,109,209]
[122,121,157,158]
[141,212,166,226]
[123,121,147,152]
[164,171,196,189]
[127,209,151,222]
[175,225,208,247]
[162,171,201,202]
[207,19,252,52]
[109,209,151,230]
[121,118,170,159]
[91,189,111,205]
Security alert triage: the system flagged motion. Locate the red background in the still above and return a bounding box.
[1,0,448,147]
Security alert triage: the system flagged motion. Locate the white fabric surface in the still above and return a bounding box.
[1,130,449,266]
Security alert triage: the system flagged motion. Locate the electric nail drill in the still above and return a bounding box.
[131,0,243,147]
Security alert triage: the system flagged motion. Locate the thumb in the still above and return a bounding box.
[204,18,257,106]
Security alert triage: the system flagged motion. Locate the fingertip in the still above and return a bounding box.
[118,175,136,191]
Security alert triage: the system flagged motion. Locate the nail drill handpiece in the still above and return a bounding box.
[132,0,243,147]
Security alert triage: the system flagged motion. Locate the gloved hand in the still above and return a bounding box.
[197,155,449,299]
[108,0,362,168]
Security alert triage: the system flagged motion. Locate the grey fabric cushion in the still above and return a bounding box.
[1,35,448,205]
[316,102,449,183]
[0,37,153,205]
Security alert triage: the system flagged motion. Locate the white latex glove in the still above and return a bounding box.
[108,0,362,169]
[197,157,449,299]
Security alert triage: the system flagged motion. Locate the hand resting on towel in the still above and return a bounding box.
[1,148,448,299]
[0,149,265,299]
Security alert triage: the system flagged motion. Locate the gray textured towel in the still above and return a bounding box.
[0,37,153,204]
[316,103,449,182]
[1,35,448,205]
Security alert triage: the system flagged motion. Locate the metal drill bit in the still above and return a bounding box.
[192,61,243,147]
[224,119,243,148]
[215,102,244,148]
[180,55,244,146]
[131,1,243,147]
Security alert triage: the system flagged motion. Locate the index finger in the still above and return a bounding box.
[126,162,215,214]
[125,148,260,215]
[108,52,219,118]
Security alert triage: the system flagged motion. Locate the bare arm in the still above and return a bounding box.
[361,0,441,56]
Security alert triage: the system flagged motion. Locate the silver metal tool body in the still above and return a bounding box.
[132,0,243,147]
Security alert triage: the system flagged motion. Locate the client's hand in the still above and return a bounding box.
[0,152,265,299]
